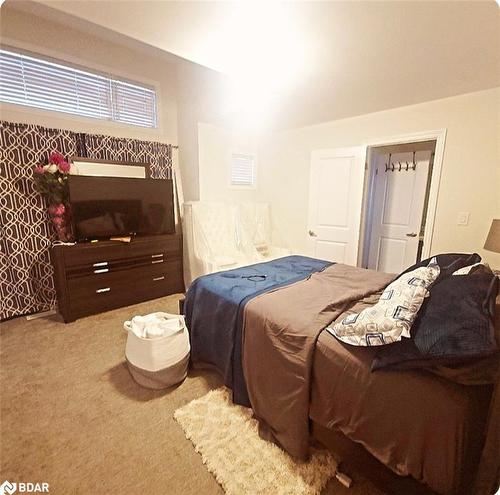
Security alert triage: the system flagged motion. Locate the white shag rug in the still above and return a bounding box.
[174,388,338,495]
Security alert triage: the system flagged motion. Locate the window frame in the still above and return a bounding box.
[0,44,159,129]
[228,150,257,190]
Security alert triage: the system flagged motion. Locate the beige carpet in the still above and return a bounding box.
[1,295,385,495]
[175,388,338,495]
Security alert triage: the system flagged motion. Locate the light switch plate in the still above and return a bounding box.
[457,212,470,226]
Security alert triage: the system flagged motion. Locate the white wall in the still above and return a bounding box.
[0,6,178,144]
[198,122,261,202]
[176,63,202,202]
[176,64,229,202]
[197,121,292,248]
[258,88,500,267]
[176,63,243,202]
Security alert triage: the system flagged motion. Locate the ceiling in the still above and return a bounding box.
[3,1,500,129]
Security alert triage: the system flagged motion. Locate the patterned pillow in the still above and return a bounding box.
[327,263,440,346]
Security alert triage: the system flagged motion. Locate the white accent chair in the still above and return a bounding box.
[183,201,290,286]
[237,202,291,260]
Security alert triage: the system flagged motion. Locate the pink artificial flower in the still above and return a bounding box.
[58,161,71,173]
[34,164,45,174]
[49,151,65,165]
[48,204,65,216]
[52,216,63,226]
[55,204,66,216]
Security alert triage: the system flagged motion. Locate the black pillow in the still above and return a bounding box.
[372,271,499,372]
[396,252,482,281]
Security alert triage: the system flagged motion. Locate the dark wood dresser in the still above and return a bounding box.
[50,234,184,323]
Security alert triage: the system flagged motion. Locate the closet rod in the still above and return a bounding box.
[374,140,436,155]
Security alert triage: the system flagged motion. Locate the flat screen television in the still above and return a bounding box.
[68,176,175,241]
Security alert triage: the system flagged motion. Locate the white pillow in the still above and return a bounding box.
[452,262,487,275]
[327,263,440,346]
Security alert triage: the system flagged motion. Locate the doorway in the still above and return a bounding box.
[360,140,437,273]
[307,129,445,268]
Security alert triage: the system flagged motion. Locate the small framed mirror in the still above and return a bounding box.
[70,157,147,178]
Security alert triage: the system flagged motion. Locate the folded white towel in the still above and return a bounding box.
[129,313,184,339]
[130,315,148,338]
[143,322,163,338]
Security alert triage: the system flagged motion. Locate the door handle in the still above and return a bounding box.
[406,232,418,237]
[308,230,318,237]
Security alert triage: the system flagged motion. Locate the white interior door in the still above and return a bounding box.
[308,147,366,264]
[367,151,431,273]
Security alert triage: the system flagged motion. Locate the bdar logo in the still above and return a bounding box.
[0,482,48,494]
[0,481,17,495]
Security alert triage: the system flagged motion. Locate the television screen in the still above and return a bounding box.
[68,176,175,241]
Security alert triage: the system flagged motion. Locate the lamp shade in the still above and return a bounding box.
[484,219,500,253]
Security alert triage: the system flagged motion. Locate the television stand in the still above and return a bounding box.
[50,233,184,323]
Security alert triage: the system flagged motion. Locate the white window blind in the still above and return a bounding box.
[0,48,157,128]
[230,153,255,187]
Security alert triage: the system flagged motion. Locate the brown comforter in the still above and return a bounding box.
[242,264,393,459]
[242,263,489,495]
[311,304,487,495]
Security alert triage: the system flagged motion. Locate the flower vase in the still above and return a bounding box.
[48,203,73,242]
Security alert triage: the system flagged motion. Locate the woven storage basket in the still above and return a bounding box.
[124,313,190,389]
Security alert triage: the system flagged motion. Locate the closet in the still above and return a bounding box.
[307,138,439,272]
[361,140,436,273]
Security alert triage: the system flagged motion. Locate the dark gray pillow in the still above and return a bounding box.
[372,271,499,372]
[397,253,482,281]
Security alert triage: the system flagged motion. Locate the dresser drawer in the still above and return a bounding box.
[67,250,181,278]
[68,261,183,318]
[68,260,181,296]
[62,235,182,268]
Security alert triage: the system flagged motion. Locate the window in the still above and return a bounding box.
[0,48,157,128]
[230,153,255,187]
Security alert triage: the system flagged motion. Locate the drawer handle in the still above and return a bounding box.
[151,260,164,264]
[94,268,109,274]
[153,276,165,281]
[96,287,111,294]
[151,254,164,259]
[93,261,108,267]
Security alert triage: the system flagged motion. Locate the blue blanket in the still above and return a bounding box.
[184,255,332,406]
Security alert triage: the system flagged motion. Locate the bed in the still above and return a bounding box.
[184,255,499,495]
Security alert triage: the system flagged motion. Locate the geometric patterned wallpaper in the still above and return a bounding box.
[81,133,173,180]
[0,121,173,321]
